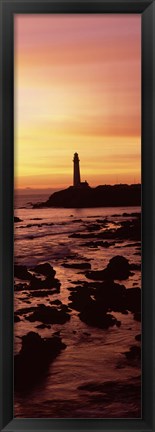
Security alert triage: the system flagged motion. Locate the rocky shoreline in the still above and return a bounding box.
[14,255,141,394]
[14,209,141,417]
[33,184,141,208]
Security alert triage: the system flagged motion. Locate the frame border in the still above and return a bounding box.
[0,1,155,431]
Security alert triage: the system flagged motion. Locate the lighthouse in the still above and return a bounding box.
[73,153,89,188]
[73,152,81,187]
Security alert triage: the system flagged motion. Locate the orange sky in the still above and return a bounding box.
[14,14,141,189]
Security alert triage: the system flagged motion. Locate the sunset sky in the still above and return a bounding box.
[14,14,141,189]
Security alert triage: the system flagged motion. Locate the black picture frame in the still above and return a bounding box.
[0,0,154,431]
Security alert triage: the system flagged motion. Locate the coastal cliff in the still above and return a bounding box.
[33,184,141,208]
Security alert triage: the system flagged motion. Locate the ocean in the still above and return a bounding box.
[14,192,141,418]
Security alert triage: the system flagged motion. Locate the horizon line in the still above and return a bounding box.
[14,182,141,191]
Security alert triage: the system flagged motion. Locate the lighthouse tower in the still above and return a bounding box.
[73,152,81,187]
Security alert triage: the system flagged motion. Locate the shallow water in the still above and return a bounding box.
[14,195,141,418]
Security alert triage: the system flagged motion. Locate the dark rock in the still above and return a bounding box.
[33,184,141,209]
[126,288,141,313]
[105,256,131,280]
[79,307,121,329]
[69,232,96,239]
[115,217,141,241]
[30,290,56,297]
[123,242,141,248]
[14,216,23,223]
[50,299,62,306]
[72,219,82,223]
[90,216,141,242]
[14,283,29,291]
[53,331,60,336]
[36,324,51,329]
[25,304,70,324]
[71,275,136,331]
[85,269,106,281]
[96,218,108,224]
[70,280,85,285]
[135,334,141,342]
[32,263,56,277]
[30,218,42,220]
[86,223,101,232]
[68,280,127,315]
[134,312,141,322]
[130,263,141,271]
[14,332,66,392]
[25,222,54,228]
[29,275,60,291]
[68,271,141,330]
[50,299,62,305]
[68,287,91,312]
[124,345,141,361]
[87,215,100,218]
[86,255,131,281]
[14,265,31,280]
[81,240,113,248]
[16,306,36,315]
[122,212,140,217]
[62,253,77,260]
[14,315,21,323]
[93,280,127,312]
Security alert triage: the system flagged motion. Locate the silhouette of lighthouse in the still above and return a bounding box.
[73,153,89,188]
[73,152,81,187]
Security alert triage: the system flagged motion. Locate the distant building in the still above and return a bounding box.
[73,153,89,188]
